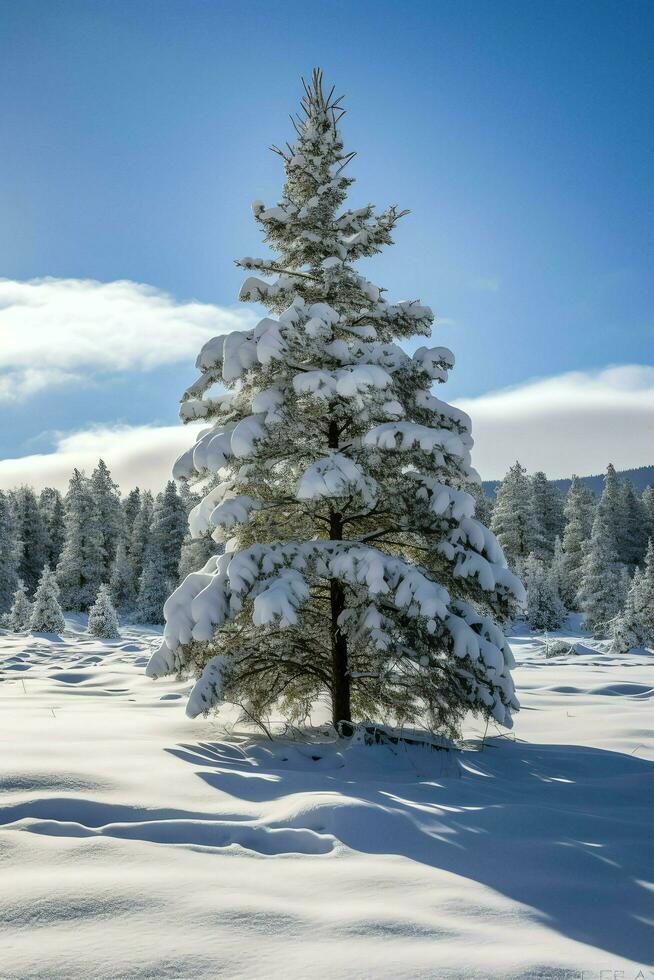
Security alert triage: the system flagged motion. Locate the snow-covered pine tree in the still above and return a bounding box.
[560,475,596,609]
[633,538,654,647]
[0,490,19,613]
[530,471,564,558]
[90,459,123,576]
[30,566,66,634]
[578,501,624,636]
[122,487,142,543]
[109,539,137,612]
[7,580,32,631]
[88,583,120,638]
[39,487,66,569]
[620,480,647,566]
[522,553,566,631]
[135,559,171,625]
[467,481,493,527]
[642,485,654,543]
[611,568,643,654]
[491,462,537,568]
[129,490,154,583]
[146,70,523,736]
[148,481,188,583]
[56,469,105,611]
[10,486,49,595]
[177,482,218,583]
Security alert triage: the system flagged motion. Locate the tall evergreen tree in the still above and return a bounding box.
[56,469,105,611]
[10,486,48,595]
[530,471,564,558]
[135,559,170,625]
[633,538,654,647]
[30,566,66,634]
[148,481,188,584]
[90,459,123,576]
[641,485,654,544]
[129,490,154,583]
[146,71,523,735]
[491,462,537,568]
[560,475,596,610]
[620,481,647,566]
[39,487,66,569]
[109,539,137,612]
[578,501,624,636]
[0,490,19,613]
[122,487,142,545]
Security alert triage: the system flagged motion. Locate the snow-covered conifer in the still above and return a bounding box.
[530,471,564,558]
[491,462,537,568]
[148,481,188,584]
[578,502,624,636]
[468,482,493,527]
[633,538,654,646]
[109,539,137,612]
[620,481,647,566]
[129,490,154,582]
[522,554,566,631]
[135,559,171,625]
[90,459,123,576]
[7,580,32,631]
[642,485,654,543]
[611,569,643,654]
[39,487,66,569]
[146,71,523,736]
[88,583,120,638]
[56,469,105,611]
[559,475,595,609]
[30,566,66,634]
[122,487,142,543]
[0,491,19,613]
[10,486,48,595]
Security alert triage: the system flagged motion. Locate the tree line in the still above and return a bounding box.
[489,461,654,650]
[0,459,216,630]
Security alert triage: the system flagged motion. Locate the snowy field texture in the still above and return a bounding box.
[0,617,652,980]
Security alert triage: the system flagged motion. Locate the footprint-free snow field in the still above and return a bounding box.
[1,618,652,979]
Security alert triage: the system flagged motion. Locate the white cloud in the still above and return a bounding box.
[1,365,652,493]
[455,365,654,480]
[0,277,257,400]
[0,424,193,493]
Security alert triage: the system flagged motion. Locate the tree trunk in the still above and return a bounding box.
[328,419,352,733]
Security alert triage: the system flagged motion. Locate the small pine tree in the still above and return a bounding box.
[560,475,596,610]
[611,569,643,654]
[0,490,19,613]
[491,461,537,567]
[523,554,566,631]
[7,580,33,631]
[578,502,624,636]
[88,583,120,638]
[30,566,66,634]
[135,559,171,625]
[109,539,137,612]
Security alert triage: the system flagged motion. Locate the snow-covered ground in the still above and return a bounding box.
[0,616,652,980]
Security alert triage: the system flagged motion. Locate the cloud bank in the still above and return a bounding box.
[0,365,651,492]
[454,365,654,479]
[0,278,256,400]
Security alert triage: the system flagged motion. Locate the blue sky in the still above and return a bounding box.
[0,0,652,485]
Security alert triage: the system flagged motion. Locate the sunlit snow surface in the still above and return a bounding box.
[1,616,652,979]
